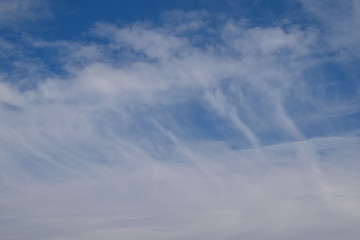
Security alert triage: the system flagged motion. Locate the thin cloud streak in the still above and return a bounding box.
[0,0,51,29]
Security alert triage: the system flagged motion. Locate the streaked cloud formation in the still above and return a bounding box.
[0,1,359,239]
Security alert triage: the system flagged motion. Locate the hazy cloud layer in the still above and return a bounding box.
[0,1,360,240]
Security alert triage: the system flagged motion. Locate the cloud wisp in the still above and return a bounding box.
[0,0,51,29]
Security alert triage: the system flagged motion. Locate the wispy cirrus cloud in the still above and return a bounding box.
[300,0,360,57]
[0,0,51,29]
[0,3,360,240]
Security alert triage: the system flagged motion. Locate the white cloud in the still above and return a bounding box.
[0,9,359,240]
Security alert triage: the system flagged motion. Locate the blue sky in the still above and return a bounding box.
[1,0,360,239]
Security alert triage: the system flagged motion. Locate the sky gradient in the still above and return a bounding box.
[1,0,360,239]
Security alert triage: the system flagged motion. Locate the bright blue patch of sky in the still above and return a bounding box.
[24,0,304,40]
